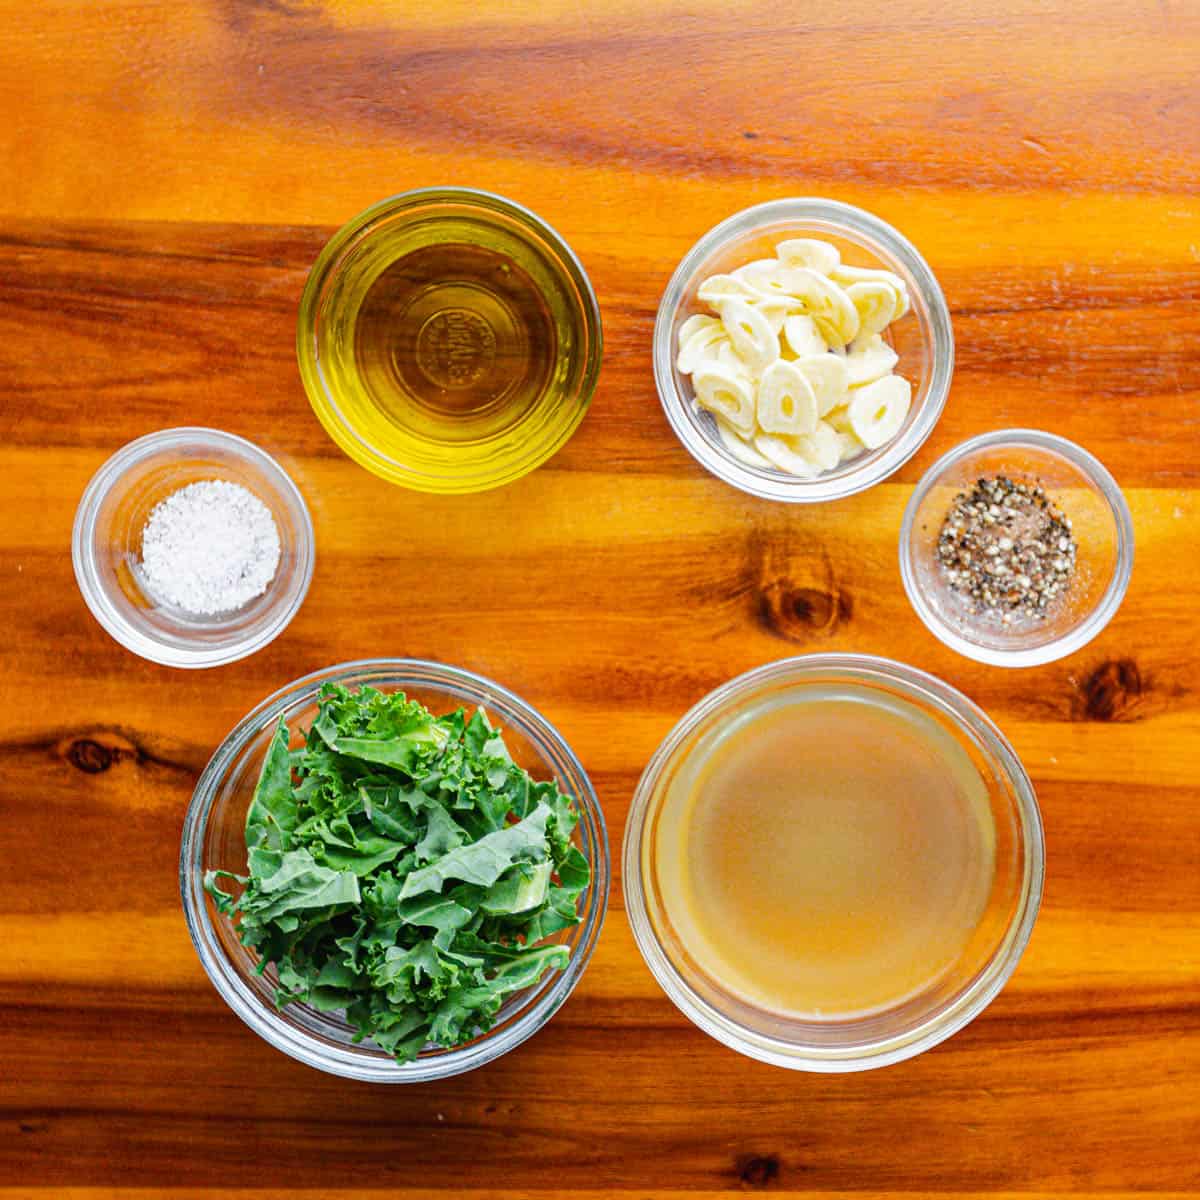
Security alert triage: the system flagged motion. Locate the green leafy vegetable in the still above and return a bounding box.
[204,684,589,1064]
[244,721,298,850]
[399,803,550,899]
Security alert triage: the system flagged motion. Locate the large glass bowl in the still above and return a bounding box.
[623,654,1042,1071]
[654,198,953,502]
[181,659,608,1082]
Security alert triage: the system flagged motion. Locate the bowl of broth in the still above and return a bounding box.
[298,188,602,494]
[623,654,1042,1071]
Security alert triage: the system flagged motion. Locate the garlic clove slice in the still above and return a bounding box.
[793,353,850,417]
[693,362,757,436]
[848,374,912,449]
[844,333,899,387]
[715,298,780,373]
[775,237,841,275]
[756,360,819,436]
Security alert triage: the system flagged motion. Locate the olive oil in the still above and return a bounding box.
[307,197,599,493]
[655,685,996,1019]
[352,243,555,442]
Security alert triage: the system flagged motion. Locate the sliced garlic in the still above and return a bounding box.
[836,429,866,464]
[845,334,899,387]
[793,420,842,472]
[753,432,821,478]
[676,324,729,375]
[717,339,755,379]
[848,374,912,449]
[677,313,720,346]
[793,353,850,417]
[693,362,757,437]
[716,298,779,373]
[824,405,854,435]
[732,258,785,285]
[753,298,794,335]
[830,263,905,289]
[735,259,813,301]
[782,314,826,358]
[831,264,910,319]
[714,416,775,469]
[678,238,915,478]
[756,360,818,437]
[734,265,856,347]
[846,281,898,341]
[775,237,841,275]
[785,268,860,347]
[697,273,767,305]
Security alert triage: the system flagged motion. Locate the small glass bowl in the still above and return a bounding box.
[298,187,603,494]
[623,654,1042,1072]
[654,198,953,502]
[180,659,609,1082]
[900,430,1134,667]
[72,428,314,669]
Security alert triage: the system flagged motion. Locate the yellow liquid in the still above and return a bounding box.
[353,243,554,441]
[312,211,594,492]
[655,686,996,1018]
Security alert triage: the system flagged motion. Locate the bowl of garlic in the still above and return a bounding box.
[654,199,953,502]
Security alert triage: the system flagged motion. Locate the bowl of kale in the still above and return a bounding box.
[181,660,608,1081]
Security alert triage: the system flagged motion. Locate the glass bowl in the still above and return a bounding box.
[623,654,1042,1072]
[71,428,314,669]
[900,429,1134,667]
[181,659,609,1082]
[654,198,953,502]
[297,188,603,494]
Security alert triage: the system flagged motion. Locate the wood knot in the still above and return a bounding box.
[58,730,151,775]
[1075,658,1143,722]
[737,1154,780,1188]
[759,581,851,641]
[67,738,116,773]
[221,0,315,33]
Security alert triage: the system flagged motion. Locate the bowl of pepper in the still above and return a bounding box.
[900,429,1134,667]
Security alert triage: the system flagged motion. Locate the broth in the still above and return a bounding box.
[655,684,995,1019]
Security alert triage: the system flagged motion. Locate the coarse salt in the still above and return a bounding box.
[138,480,281,616]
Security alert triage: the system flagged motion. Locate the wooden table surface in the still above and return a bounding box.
[3,1,1200,1196]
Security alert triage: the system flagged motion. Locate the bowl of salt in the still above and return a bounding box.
[72,427,314,668]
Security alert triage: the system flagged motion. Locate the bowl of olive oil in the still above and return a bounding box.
[298,189,602,494]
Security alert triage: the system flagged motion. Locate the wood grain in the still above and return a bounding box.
[2,0,1200,1194]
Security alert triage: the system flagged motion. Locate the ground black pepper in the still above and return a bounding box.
[936,475,1077,622]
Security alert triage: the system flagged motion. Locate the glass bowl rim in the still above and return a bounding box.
[295,186,604,494]
[180,657,610,1082]
[652,197,954,503]
[622,652,1043,1072]
[70,426,314,669]
[899,428,1135,667]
